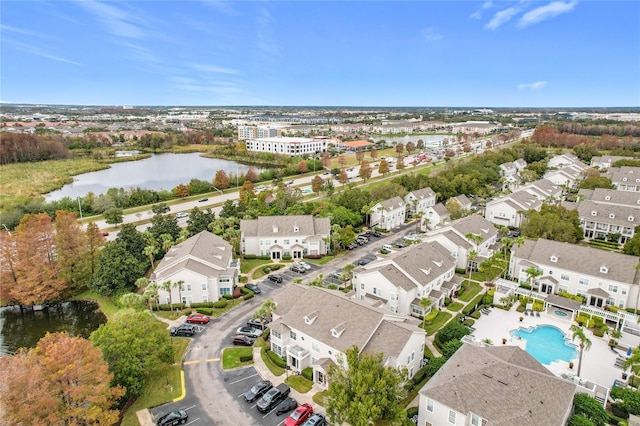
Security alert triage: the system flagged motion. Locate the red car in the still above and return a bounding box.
[186,313,210,324]
[285,403,313,426]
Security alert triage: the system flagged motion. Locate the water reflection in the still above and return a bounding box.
[0,301,106,356]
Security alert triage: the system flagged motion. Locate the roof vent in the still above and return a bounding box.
[550,255,558,263]
[273,225,278,233]
[600,265,609,274]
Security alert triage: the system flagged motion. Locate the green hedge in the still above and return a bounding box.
[196,308,213,315]
[156,303,186,311]
[223,294,234,300]
[239,354,254,363]
[267,349,287,368]
[213,299,228,309]
[191,302,214,308]
[282,254,292,260]
[240,286,253,295]
[263,328,271,340]
[260,255,271,260]
[239,275,248,283]
[243,293,254,301]
[407,407,419,418]
[302,367,313,381]
[411,365,429,386]
[244,254,257,259]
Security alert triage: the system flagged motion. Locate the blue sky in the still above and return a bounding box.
[1,1,638,107]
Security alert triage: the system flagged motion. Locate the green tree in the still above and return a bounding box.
[187,207,216,236]
[103,207,124,227]
[396,155,406,170]
[623,229,640,256]
[572,393,609,426]
[90,241,147,296]
[326,346,407,426]
[570,325,592,378]
[610,386,640,417]
[435,321,470,347]
[446,198,464,220]
[578,176,613,190]
[151,202,170,215]
[342,263,356,289]
[90,310,174,398]
[419,297,431,329]
[521,204,583,243]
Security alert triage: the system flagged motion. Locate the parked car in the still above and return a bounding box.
[286,180,295,185]
[297,261,312,270]
[185,313,210,324]
[357,235,369,243]
[232,335,256,346]
[358,258,372,266]
[371,231,382,237]
[290,265,306,274]
[393,240,406,248]
[175,212,189,218]
[198,198,208,202]
[404,233,419,241]
[285,403,313,426]
[236,326,263,338]
[170,324,195,337]
[244,283,262,294]
[244,380,273,402]
[276,397,299,416]
[247,317,270,329]
[302,414,327,426]
[268,274,284,283]
[156,410,188,426]
[257,383,291,413]
[101,231,109,236]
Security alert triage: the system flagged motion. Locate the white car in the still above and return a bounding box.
[256,185,266,191]
[175,212,189,219]
[297,262,312,270]
[236,326,263,338]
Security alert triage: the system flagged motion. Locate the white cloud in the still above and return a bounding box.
[469,10,482,20]
[421,27,443,42]
[188,63,238,74]
[485,6,519,30]
[518,1,578,28]
[482,1,494,9]
[200,0,240,16]
[518,81,548,90]
[4,39,83,66]
[77,0,147,39]
[256,7,281,57]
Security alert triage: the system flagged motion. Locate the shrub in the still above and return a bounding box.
[239,354,254,363]
[213,299,228,309]
[282,254,292,261]
[470,310,482,319]
[463,318,475,327]
[183,309,192,316]
[196,308,213,315]
[444,297,451,306]
[455,268,466,275]
[425,357,447,377]
[260,255,271,260]
[407,407,419,418]
[435,322,470,346]
[271,264,282,270]
[302,367,313,381]
[243,254,257,260]
[240,286,253,295]
[190,302,214,308]
[157,303,185,311]
[223,294,234,301]
[263,266,272,273]
[328,284,338,290]
[573,393,610,426]
[379,249,390,254]
[262,328,271,340]
[267,349,287,368]
[243,293,254,301]
[411,365,429,386]
[239,276,248,283]
[441,339,463,359]
[593,327,606,338]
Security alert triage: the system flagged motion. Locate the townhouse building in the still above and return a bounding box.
[423,214,499,271]
[484,190,542,228]
[578,200,639,243]
[353,241,458,317]
[423,203,450,229]
[607,166,640,192]
[240,215,331,260]
[509,238,640,309]
[404,187,436,217]
[591,155,627,170]
[244,136,328,156]
[269,286,426,388]
[151,231,239,306]
[418,343,576,426]
[370,196,406,231]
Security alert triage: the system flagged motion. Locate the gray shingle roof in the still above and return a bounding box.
[152,231,234,280]
[581,188,640,207]
[379,196,405,210]
[240,215,330,237]
[409,187,436,200]
[420,343,576,426]
[391,241,456,284]
[450,214,498,244]
[578,200,639,227]
[515,238,639,284]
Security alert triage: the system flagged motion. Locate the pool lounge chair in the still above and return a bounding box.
[524,311,529,316]
[535,311,541,317]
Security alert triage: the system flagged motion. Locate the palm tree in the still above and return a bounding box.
[343,263,356,289]
[254,299,277,331]
[414,211,424,233]
[144,282,160,313]
[174,280,185,310]
[623,348,640,385]
[467,250,478,283]
[570,325,592,378]
[419,297,431,329]
[525,266,543,291]
[135,277,151,311]
[161,280,173,310]
[143,244,159,268]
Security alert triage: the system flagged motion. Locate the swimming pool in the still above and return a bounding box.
[510,325,578,365]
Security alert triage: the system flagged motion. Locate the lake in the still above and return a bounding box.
[0,301,107,356]
[46,153,263,201]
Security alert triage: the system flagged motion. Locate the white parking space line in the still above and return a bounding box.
[183,405,197,411]
[228,372,259,385]
[262,406,279,418]
[185,418,200,425]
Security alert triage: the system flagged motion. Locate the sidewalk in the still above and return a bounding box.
[252,347,325,414]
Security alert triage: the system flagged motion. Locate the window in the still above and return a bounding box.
[272,330,281,339]
[410,351,415,361]
[609,213,616,219]
[219,277,230,284]
[202,295,208,302]
[561,273,570,281]
[360,283,365,290]
[558,285,568,293]
[448,410,456,424]
[391,293,398,301]
[312,342,319,352]
[201,283,207,291]
[186,284,192,292]
[290,331,297,340]
[609,284,619,293]
[579,278,589,286]
[591,211,597,216]
[550,255,558,262]
[219,288,231,295]
[622,287,627,295]
[284,239,290,244]
[600,266,609,273]
[426,398,434,413]
[272,344,282,356]
[471,414,482,426]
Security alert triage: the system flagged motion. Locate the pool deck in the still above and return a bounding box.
[468,306,640,390]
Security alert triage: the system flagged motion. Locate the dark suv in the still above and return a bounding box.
[257,383,291,413]
[170,324,195,337]
[244,380,273,402]
[269,273,284,283]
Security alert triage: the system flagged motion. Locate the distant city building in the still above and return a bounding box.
[244,136,329,156]
[237,125,281,140]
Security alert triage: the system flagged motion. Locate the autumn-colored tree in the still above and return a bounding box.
[355,149,364,161]
[406,141,415,154]
[359,160,372,181]
[416,139,424,150]
[213,170,230,189]
[245,167,258,182]
[297,160,308,173]
[396,156,405,170]
[378,160,390,175]
[370,147,378,159]
[463,142,471,153]
[321,151,331,168]
[85,222,106,276]
[0,332,124,425]
[311,176,324,193]
[172,183,190,199]
[338,155,346,167]
[54,210,92,296]
[10,213,66,305]
[396,142,404,155]
[239,180,255,203]
[338,169,349,185]
[0,230,17,304]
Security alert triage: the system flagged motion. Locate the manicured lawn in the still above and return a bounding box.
[240,258,272,274]
[211,298,245,318]
[457,281,482,302]
[154,310,184,320]
[72,290,120,319]
[423,311,452,336]
[120,337,190,426]
[303,255,335,265]
[261,347,285,376]
[222,347,254,370]
[285,375,313,393]
[251,263,283,280]
[447,302,464,312]
[312,390,328,407]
